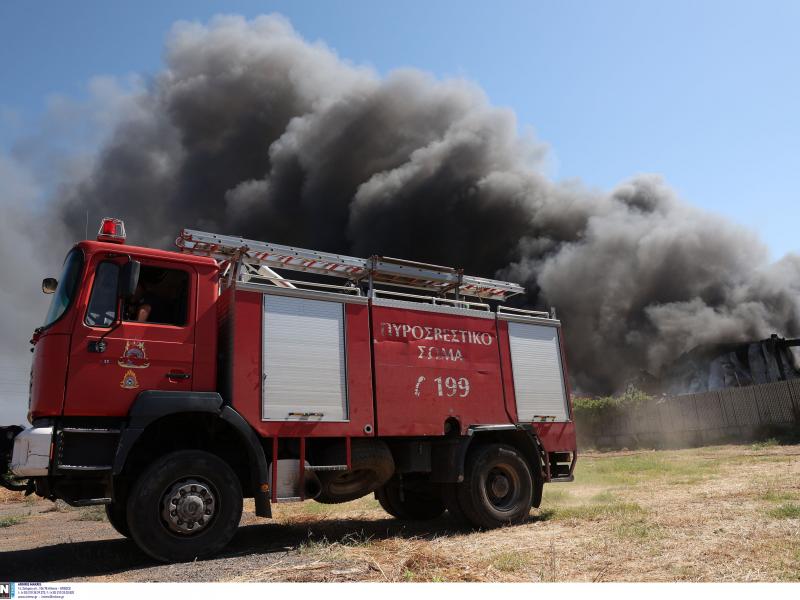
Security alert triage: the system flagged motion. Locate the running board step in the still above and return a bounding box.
[61,428,121,434]
[57,465,113,471]
[69,498,112,506]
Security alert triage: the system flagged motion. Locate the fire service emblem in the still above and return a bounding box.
[120,369,140,389]
[118,341,150,369]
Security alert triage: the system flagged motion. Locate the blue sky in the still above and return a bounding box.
[1,0,799,258]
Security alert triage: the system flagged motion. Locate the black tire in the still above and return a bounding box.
[105,502,131,538]
[126,450,243,563]
[456,443,533,529]
[375,476,445,520]
[441,482,470,525]
[316,440,394,504]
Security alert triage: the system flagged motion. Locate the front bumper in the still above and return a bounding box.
[2,423,115,505]
[9,426,53,476]
[2,425,52,492]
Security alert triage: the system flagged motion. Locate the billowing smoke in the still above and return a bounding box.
[23,14,800,397]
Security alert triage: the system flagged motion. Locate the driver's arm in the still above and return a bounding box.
[136,303,152,322]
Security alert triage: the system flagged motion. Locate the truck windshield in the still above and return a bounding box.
[42,248,84,329]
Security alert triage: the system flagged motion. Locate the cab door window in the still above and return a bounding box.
[123,265,189,326]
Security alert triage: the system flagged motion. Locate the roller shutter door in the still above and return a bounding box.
[508,322,569,422]
[262,294,348,421]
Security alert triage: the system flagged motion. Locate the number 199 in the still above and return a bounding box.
[433,376,470,397]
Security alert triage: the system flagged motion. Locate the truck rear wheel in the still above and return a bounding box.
[316,440,394,504]
[375,476,445,520]
[441,483,470,525]
[126,450,243,563]
[105,502,131,538]
[457,443,533,529]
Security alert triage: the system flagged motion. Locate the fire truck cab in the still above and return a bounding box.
[1,218,576,563]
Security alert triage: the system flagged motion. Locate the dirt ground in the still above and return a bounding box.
[1,442,799,582]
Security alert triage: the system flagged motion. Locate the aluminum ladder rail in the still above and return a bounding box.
[176,228,524,301]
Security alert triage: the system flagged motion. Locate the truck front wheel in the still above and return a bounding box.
[126,450,243,563]
[105,502,131,538]
[457,443,533,529]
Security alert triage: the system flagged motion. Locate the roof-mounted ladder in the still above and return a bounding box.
[176,229,524,301]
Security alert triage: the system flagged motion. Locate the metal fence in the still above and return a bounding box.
[577,380,800,449]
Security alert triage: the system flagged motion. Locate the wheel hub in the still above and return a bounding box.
[490,474,510,498]
[484,465,520,512]
[161,479,216,535]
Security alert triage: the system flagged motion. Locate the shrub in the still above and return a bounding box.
[572,387,653,418]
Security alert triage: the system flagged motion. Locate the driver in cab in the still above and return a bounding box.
[125,282,154,322]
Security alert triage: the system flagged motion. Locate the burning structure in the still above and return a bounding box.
[637,334,800,396]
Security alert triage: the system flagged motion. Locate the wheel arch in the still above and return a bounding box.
[113,391,270,517]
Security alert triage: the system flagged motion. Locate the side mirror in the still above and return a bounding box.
[42,278,58,294]
[119,260,141,300]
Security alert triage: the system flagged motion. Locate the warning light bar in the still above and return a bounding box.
[97,217,126,244]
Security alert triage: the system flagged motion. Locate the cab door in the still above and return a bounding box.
[64,255,196,417]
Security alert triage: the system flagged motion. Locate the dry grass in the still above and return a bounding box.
[75,506,106,522]
[0,487,24,503]
[224,533,473,582]
[41,500,69,513]
[223,443,800,582]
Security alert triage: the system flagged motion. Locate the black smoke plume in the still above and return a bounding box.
[49,15,800,394]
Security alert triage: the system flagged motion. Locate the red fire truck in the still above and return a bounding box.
[1,218,576,562]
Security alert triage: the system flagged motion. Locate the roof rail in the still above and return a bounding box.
[372,289,491,311]
[497,305,553,319]
[176,229,524,301]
